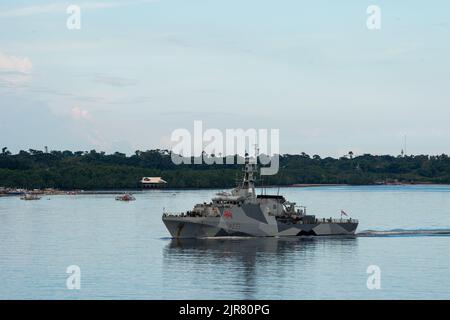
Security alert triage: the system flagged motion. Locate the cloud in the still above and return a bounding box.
[0,51,33,74]
[0,0,158,18]
[86,129,109,150]
[71,106,92,120]
[0,51,33,87]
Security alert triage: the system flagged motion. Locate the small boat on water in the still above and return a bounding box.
[20,194,41,201]
[115,194,136,201]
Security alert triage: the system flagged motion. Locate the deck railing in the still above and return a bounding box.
[163,212,358,223]
[163,212,184,217]
[316,218,359,224]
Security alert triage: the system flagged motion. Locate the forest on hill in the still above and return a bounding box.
[1,148,450,189]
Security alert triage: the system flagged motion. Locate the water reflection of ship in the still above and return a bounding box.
[163,237,357,299]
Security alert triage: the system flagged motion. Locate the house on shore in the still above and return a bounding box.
[141,177,167,189]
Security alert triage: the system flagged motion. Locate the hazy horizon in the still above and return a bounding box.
[2,146,447,158]
[1,0,449,157]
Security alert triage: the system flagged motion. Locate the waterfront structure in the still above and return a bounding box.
[141,177,167,189]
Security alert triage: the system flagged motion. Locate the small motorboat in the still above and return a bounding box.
[20,194,41,201]
[115,194,136,201]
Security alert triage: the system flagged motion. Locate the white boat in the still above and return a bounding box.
[20,194,41,201]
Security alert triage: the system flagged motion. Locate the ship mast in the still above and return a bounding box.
[241,151,257,200]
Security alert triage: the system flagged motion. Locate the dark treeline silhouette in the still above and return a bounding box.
[1,147,450,189]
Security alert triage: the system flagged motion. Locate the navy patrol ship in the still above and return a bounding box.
[162,154,358,238]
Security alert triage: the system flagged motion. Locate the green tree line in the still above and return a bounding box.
[1,148,450,189]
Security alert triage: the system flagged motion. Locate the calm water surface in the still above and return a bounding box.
[1,185,450,299]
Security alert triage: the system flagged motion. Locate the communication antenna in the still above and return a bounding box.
[253,143,264,195]
[253,144,259,162]
[404,135,407,156]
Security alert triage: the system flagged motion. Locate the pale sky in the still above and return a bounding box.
[1,0,449,157]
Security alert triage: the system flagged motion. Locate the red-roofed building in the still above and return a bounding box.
[141,177,167,189]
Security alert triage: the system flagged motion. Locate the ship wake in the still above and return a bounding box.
[357,228,450,237]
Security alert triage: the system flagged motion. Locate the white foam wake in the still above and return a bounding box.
[357,228,450,237]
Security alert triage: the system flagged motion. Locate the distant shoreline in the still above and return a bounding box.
[282,182,443,187]
[3,149,450,189]
[2,182,450,197]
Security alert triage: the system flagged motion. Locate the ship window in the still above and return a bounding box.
[273,204,277,210]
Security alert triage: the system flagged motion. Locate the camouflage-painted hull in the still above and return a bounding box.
[163,156,359,238]
[162,204,358,238]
